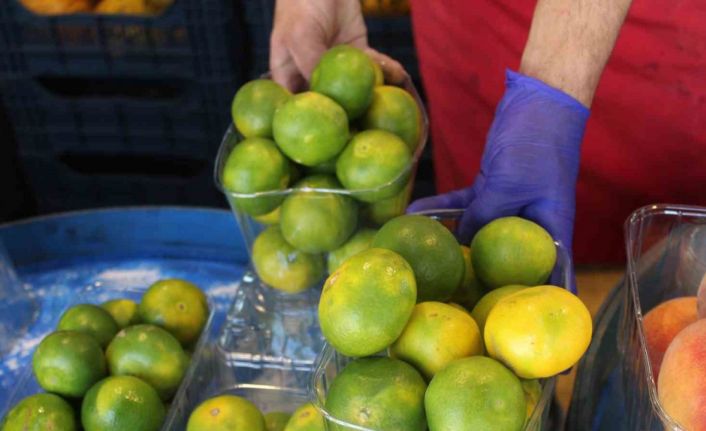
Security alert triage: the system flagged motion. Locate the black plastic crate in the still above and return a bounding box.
[0,0,243,80]
[240,0,419,83]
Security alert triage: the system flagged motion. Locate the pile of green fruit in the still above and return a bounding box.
[1,278,210,431]
[222,44,424,294]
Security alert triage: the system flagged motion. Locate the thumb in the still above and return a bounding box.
[457,190,518,245]
[407,188,476,214]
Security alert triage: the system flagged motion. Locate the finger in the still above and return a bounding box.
[287,29,329,82]
[270,32,307,92]
[406,188,476,214]
[364,48,407,85]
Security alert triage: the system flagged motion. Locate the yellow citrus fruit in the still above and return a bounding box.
[253,206,282,225]
[283,403,325,431]
[425,356,526,431]
[335,130,411,202]
[450,245,485,311]
[325,357,427,431]
[101,298,140,329]
[390,302,483,380]
[222,137,291,216]
[138,278,209,347]
[311,45,377,119]
[521,379,543,423]
[272,92,349,167]
[319,248,416,357]
[106,324,189,401]
[232,79,291,138]
[361,85,422,152]
[470,285,527,335]
[484,285,592,379]
[81,375,165,431]
[252,226,325,293]
[279,175,358,253]
[326,228,377,274]
[32,330,106,398]
[186,395,265,431]
[1,393,77,431]
[372,215,464,302]
[264,412,291,431]
[57,304,119,348]
[471,216,556,290]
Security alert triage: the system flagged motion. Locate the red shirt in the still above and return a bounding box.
[410,0,706,264]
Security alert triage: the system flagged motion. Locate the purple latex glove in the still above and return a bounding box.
[408,70,590,292]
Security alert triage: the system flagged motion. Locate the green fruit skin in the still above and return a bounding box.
[32,331,107,398]
[336,130,411,203]
[57,304,119,348]
[232,79,291,138]
[318,248,416,357]
[102,299,141,329]
[362,179,413,226]
[280,175,358,253]
[106,324,189,401]
[425,356,526,431]
[325,357,427,431]
[81,376,165,431]
[470,216,557,290]
[450,247,485,311]
[265,412,291,431]
[272,92,349,167]
[186,395,265,431]
[1,393,77,431]
[326,228,377,274]
[252,226,325,293]
[361,85,422,152]
[283,403,325,431]
[222,137,291,216]
[372,215,465,302]
[310,45,376,120]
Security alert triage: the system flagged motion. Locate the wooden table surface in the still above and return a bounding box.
[555,266,625,413]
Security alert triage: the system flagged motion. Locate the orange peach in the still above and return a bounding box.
[658,319,706,430]
[643,297,698,381]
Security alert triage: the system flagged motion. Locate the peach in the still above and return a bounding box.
[643,297,698,381]
[657,319,706,430]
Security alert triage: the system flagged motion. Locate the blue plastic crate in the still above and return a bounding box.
[0,0,243,80]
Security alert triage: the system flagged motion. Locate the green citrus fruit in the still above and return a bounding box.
[138,278,209,347]
[1,393,77,431]
[390,302,483,380]
[470,285,526,335]
[336,130,411,202]
[186,395,265,431]
[252,226,325,293]
[81,376,165,431]
[484,285,592,379]
[106,324,189,401]
[361,178,412,226]
[307,156,337,175]
[57,304,119,348]
[280,175,358,253]
[361,85,422,152]
[253,206,282,225]
[265,412,291,431]
[325,357,426,431]
[319,248,416,357]
[471,216,557,290]
[425,356,526,431]
[283,403,325,431]
[272,92,348,167]
[32,330,106,398]
[222,137,291,216]
[372,215,464,302]
[311,45,376,119]
[326,228,377,274]
[101,299,140,329]
[449,246,485,311]
[232,79,291,138]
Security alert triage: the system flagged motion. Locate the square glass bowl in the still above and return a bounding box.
[620,204,706,430]
[308,209,572,431]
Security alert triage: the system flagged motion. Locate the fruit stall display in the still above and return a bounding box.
[620,204,706,431]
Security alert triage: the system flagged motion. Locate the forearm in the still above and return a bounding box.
[520,0,633,107]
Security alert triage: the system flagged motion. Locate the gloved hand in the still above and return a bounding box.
[408,70,590,292]
[270,0,405,91]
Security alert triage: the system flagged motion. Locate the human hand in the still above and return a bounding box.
[408,70,590,291]
[270,0,405,91]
